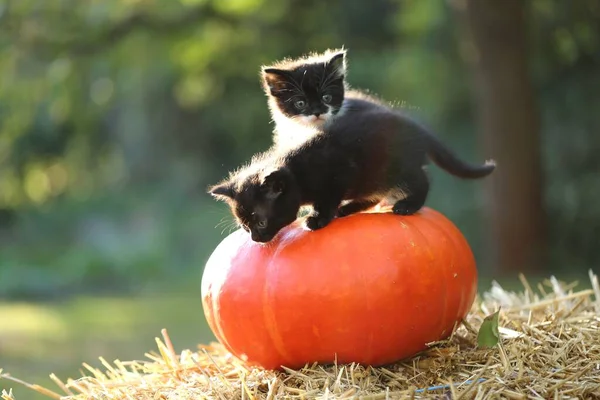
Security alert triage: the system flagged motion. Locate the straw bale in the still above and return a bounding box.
[2,271,600,399]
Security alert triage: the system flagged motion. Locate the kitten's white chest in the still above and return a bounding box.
[272,112,320,149]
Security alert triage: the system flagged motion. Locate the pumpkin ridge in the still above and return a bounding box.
[201,234,239,358]
[261,251,294,367]
[357,235,375,364]
[417,212,454,337]
[420,210,477,325]
[398,213,450,340]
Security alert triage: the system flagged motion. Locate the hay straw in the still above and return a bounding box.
[2,271,600,399]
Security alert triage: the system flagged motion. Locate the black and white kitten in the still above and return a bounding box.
[208,96,496,243]
[261,48,354,148]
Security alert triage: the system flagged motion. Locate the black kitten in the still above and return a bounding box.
[208,99,496,243]
[207,156,302,243]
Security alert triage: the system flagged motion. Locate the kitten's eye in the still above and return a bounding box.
[294,100,307,109]
[322,94,333,103]
[257,220,267,229]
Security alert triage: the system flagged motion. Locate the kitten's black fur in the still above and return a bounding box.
[208,95,496,243]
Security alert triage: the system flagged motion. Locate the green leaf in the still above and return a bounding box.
[477,308,500,348]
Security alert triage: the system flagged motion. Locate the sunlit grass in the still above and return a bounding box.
[0,304,67,338]
[0,282,214,400]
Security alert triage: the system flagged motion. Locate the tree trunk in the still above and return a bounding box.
[459,0,546,275]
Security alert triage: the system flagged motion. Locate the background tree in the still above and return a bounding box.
[457,0,546,275]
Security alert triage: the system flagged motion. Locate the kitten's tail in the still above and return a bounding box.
[426,134,496,179]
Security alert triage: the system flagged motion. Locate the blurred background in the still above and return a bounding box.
[1,0,599,398]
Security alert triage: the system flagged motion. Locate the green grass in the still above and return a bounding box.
[0,283,215,400]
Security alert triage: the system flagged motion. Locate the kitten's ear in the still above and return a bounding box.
[262,168,290,199]
[261,68,288,94]
[208,182,236,201]
[327,50,346,78]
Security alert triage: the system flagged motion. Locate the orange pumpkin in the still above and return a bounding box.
[201,206,478,370]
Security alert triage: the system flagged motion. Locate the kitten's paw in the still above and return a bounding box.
[392,201,422,216]
[305,215,332,230]
[335,206,352,218]
[336,200,380,218]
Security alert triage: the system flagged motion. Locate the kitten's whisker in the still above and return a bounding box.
[285,94,305,103]
[220,219,239,236]
[320,68,340,91]
[215,217,232,230]
[221,225,230,235]
[220,224,230,235]
[284,78,304,94]
[225,222,239,235]
[320,62,340,89]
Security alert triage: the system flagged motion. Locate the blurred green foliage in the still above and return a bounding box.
[0,0,599,299]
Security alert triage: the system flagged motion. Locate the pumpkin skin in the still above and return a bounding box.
[201,206,478,370]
